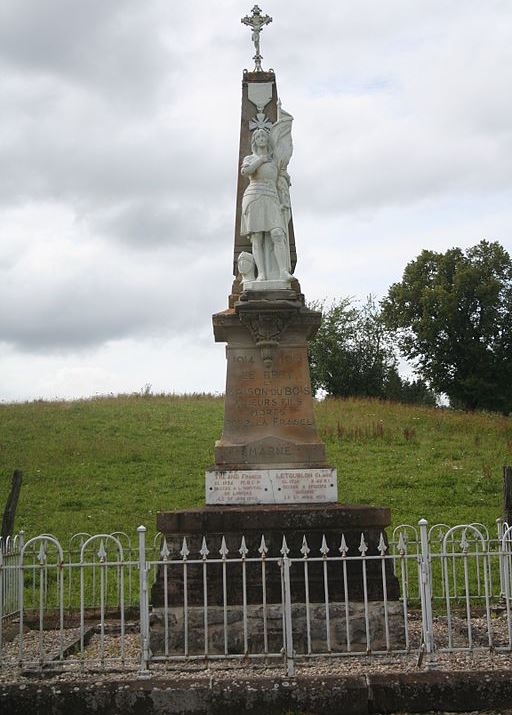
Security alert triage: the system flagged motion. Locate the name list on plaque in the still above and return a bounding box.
[205,468,338,505]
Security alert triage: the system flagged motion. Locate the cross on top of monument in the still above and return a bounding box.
[241,5,272,72]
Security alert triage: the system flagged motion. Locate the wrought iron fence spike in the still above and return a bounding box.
[358,532,368,555]
[258,534,268,555]
[300,534,310,557]
[397,532,407,555]
[339,533,349,555]
[378,532,387,555]
[320,534,329,556]
[239,535,249,557]
[280,535,290,556]
[219,536,229,558]
[200,536,209,559]
[160,539,171,560]
[180,536,190,560]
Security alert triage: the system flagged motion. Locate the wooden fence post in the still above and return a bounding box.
[1,469,23,540]
[504,465,512,526]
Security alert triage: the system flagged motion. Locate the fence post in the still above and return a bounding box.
[15,530,23,617]
[281,548,294,677]
[137,525,150,678]
[1,469,23,540]
[418,519,435,657]
[18,530,25,664]
[497,518,506,600]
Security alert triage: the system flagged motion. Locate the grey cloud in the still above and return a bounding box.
[0,269,163,352]
[0,246,228,353]
[0,1,168,105]
[91,200,232,250]
[0,3,238,248]
[286,43,512,214]
[270,1,512,215]
[0,97,236,216]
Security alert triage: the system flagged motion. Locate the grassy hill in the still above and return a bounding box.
[0,394,511,543]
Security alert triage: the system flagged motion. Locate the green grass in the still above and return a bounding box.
[317,397,512,530]
[0,393,511,545]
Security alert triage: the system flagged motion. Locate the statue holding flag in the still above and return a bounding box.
[239,103,294,287]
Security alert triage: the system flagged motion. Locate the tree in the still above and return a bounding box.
[308,296,435,404]
[382,240,512,414]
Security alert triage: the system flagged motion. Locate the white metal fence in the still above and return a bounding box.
[1,519,512,676]
[0,534,21,618]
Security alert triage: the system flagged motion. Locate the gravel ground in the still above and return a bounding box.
[1,613,512,685]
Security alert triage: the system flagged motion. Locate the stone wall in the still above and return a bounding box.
[4,671,512,714]
[150,601,405,655]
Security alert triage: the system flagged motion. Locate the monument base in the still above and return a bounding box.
[151,503,400,607]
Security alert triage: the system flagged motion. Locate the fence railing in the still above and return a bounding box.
[0,534,22,618]
[1,519,512,676]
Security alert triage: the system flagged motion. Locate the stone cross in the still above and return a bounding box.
[241,5,272,72]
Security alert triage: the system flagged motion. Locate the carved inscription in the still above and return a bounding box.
[205,468,338,505]
[224,346,316,435]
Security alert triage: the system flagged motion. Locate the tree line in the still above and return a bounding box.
[308,240,512,415]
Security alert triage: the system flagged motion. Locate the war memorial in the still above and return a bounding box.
[4,8,512,715]
[151,6,400,650]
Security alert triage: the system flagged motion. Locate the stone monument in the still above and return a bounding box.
[152,6,399,628]
[207,6,335,505]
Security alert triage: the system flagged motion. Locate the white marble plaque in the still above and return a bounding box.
[247,82,272,111]
[205,468,338,505]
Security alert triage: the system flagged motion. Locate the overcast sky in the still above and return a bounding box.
[1,0,511,402]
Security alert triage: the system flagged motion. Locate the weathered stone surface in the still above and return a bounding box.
[205,467,338,504]
[368,670,512,713]
[0,676,370,715]
[150,601,406,656]
[212,298,328,472]
[4,671,512,714]
[152,503,400,606]
[156,503,391,533]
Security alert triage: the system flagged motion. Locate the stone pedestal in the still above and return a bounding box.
[213,293,325,466]
[151,503,400,608]
[208,291,337,503]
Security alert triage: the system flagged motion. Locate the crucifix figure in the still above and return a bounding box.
[241,5,272,72]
